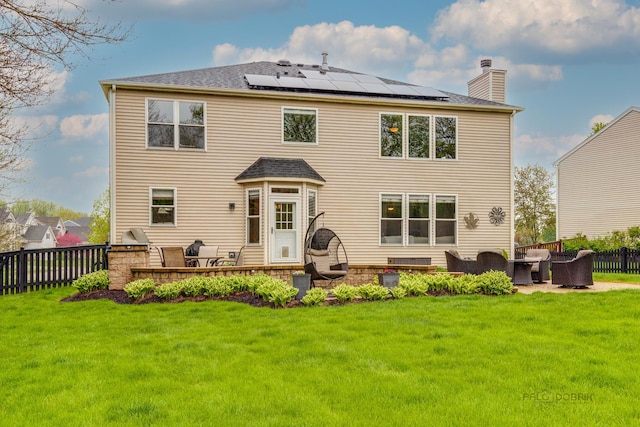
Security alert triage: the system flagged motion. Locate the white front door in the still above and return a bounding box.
[270,198,300,263]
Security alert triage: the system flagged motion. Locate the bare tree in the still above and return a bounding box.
[0,0,128,196]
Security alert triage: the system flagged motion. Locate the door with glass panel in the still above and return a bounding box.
[270,198,299,263]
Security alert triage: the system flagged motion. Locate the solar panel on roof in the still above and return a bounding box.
[386,84,421,96]
[245,74,280,87]
[358,83,395,94]
[411,86,449,98]
[331,80,366,92]
[305,79,338,91]
[352,74,385,84]
[277,76,309,89]
[327,72,357,82]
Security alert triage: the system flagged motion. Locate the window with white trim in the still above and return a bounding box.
[408,194,430,245]
[150,188,176,225]
[380,194,403,244]
[434,116,457,159]
[380,193,456,246]
[379,113,457,160]
[435,195,457,244]
[147,99,205,150]
[246,189,261,245]
[308,189,317,233]
[283,107,317,144]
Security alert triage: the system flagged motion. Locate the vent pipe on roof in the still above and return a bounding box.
[321,51,329,71]
[481,58,492,73]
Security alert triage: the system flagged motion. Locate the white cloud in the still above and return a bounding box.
[74,166,109,178]
[515,132,586,168]
[69,155,84,163]
[10,115,59,139]
[432,0,640,61]
[59,113,108,140]
[589,114,615,127]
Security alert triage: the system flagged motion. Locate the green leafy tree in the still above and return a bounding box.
[514,164,556,245]
[88,188,109,244]
[590,121,607,135]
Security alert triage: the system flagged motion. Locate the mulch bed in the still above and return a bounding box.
[61,288,477,308]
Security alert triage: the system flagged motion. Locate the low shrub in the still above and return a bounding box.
[357,283,389,301]
[155,282,184,300]
[398,273,428,296]
[124,278,155,300]
[476,270,514,295]
[267,285,299,308]
[450,274,480,295]
[179,276,210,297]
[302,288,327,306]
[389,286,406,299]
[332,284,359,303]
[72,270,110,293]
[203,277,234,297]
[423,273,456,293]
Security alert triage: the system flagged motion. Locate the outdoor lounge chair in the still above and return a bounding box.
[304,213,348,286]
[215,246,245,266]
[444,249,477,274]
[524,248,551,283]
[551,250,595,288]
[476,249,514,278]
[160,247,187,267]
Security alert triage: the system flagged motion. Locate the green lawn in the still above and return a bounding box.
[2,287,640,426]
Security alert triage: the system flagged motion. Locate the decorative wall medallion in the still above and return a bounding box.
[489,207,505,226]
[464,212,479,229]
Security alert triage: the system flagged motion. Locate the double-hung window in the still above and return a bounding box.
[380,193,456,245]
[435,195,457,244]
[147,99,205,150]
[283,107,317,144]
[308,189,317,233]
[150,188,176,226]
[408,194,430,245]
[380,113,457,160]
[380,194,403,244]
[246,189,261,245]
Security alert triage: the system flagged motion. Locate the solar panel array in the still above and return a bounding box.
[244,71,449,100]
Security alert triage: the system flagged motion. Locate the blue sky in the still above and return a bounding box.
[9,0,640,213]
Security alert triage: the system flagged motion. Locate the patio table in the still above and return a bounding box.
[185,256,221,267]
[509,259,534,285]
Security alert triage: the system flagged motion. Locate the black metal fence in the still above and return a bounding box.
[517,246,640,274]
[0,244,109,295]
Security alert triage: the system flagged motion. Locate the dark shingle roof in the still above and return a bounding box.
[102,61,518,109]
[236,157,325,183]
[22,225,51,241]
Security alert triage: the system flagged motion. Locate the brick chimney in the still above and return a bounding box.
[467,59,507,103]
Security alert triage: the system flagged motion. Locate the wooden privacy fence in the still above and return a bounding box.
[0,244,109,295]
[517,243,640,274]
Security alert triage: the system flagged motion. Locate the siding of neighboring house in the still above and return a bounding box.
[555,107,640,239]
[111,86,516,267]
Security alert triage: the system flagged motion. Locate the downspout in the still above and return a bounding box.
[510,109,516,258]
[108,84,116,244]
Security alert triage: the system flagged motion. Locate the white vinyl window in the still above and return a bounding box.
[380,194,403,245]
[283,107,318,144]
[246,189,261,245]
[379,113,457,160]
[308,189,317,233]
[147,99,205,150]
[150,188,176,226]
[435,195,457,244]
[408,194,430,245]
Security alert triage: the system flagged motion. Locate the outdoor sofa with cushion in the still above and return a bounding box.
[551,249,595,288]
[524,248,551,283]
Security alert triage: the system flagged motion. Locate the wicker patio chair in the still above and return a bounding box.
[476,249,514,278]
[444,249,477,274]
[524,248,551,283]
[551,250,595,288]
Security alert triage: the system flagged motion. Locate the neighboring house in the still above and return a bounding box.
[100,56,522,267]
[64,225,91,244]
[0,208,20,251]
[554,106,640,240]
[35,216,67,237]
[14,211,37,235]
[22,225,57,249]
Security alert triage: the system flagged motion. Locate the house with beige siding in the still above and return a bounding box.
[554,106,640,240]
[100,56,522,268]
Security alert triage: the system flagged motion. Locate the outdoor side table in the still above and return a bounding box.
[510,259,534,285]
